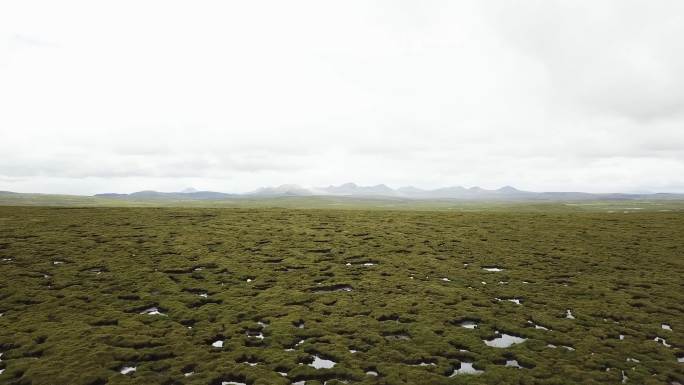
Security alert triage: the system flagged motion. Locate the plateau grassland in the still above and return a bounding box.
[0,206,682,384]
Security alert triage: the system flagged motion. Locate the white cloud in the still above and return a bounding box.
[0,0,683,194]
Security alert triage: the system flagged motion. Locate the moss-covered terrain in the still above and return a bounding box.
[0,206,682,385]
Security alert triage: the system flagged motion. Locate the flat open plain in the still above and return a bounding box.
[0,206,682,385]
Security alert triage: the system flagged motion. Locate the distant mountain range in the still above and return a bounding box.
[95,190,238,200]
[92,183,684,201]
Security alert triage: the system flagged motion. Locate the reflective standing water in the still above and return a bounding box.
[483,333,527,348]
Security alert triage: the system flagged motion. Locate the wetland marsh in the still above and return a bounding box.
[0,206,682,385]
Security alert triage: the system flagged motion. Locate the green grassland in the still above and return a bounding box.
[0,206,682,385]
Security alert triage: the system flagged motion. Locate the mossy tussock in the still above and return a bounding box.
[0,206,682,384]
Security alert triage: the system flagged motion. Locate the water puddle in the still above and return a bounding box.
[566,309,575,319]
[246,331,264,340]
[449,362,483,376]
[139,307,166,316]
[495,297,522,305]
[212,340,224,348]
[483,333,526,348]
[119,366,136,375]
[309,355,336,369]
[505,360,522,368]
[285,338,305,351]
[345,261,376,267]
[551,345,574,351]
[654,337,671,347]
[527,321,550,330]
[483,267,504,272]
[409,361,436,367]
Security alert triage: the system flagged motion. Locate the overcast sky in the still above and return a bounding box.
[1,1,683,194]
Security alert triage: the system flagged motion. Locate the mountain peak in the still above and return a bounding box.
[276,184,303,189]
[497,185,519,193]
[251,184,311,196]
[318,182,395,196]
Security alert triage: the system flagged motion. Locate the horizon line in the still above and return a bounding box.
[3,183,684,197]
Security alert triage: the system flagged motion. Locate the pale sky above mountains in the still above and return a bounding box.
[1,0,683,195]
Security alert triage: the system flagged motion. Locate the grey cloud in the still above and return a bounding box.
[0,153,304,179]
[11,34,56,48]
[488,1,684,121]
[1,1,683,194]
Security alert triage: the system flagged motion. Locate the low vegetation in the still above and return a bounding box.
[0,206,682,384]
